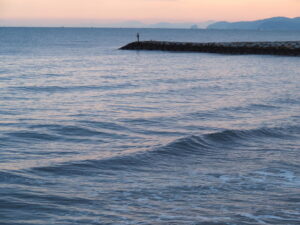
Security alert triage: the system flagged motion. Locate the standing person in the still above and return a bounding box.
[136,33,140,42]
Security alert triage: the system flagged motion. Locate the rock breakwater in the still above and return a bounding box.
[120,41,300,56]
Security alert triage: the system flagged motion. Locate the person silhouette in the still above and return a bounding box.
[137,33,140,42]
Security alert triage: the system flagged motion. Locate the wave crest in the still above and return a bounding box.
[30,126,299,175]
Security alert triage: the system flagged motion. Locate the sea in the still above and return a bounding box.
[0,27,300,225]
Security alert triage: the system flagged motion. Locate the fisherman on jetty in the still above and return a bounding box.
[136,33,140,42]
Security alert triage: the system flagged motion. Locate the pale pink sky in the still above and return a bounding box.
[0,0,299,24]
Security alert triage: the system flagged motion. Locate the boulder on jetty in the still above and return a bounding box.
[120,41,300,56]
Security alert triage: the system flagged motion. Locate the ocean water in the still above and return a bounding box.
[0,27,300,225]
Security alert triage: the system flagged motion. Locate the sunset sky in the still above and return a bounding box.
[1,0,299,26]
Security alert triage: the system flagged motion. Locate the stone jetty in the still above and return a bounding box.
[120,41,300,56]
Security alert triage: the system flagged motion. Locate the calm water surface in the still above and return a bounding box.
[0,28,300,224]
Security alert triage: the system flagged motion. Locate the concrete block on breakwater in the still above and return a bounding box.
[120,41,300,56]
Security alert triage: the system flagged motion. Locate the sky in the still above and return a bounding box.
[0,0,299,27]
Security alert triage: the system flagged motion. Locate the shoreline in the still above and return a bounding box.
[120,41,300,56]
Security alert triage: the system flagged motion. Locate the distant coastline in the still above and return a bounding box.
[207,17,300,31]
[1,17,300,30]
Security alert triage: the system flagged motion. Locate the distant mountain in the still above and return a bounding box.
[115,21,215,29]
[207,17,300,31]
[148,22,196,29]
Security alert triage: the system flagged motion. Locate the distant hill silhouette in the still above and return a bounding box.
[120,21,215,29]
[207,17,300,31]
